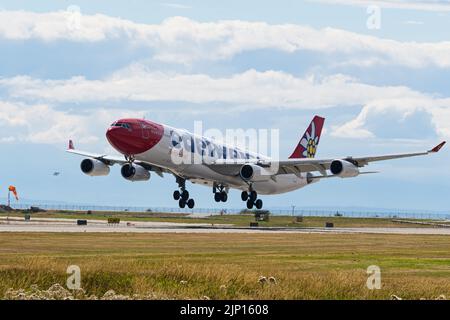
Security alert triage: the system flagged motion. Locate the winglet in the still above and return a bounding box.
[68,139,75,150]
[429,141,446,153]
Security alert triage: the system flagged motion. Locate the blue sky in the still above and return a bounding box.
[0,0,449,211]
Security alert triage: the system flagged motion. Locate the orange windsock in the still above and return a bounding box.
[8,186,19,200]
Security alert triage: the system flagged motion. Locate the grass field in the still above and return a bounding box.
[0,232,448,300]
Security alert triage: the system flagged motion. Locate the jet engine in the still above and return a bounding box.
[80,159,110,176]
[239,164,273,182]
[330,159,359,178]
[121,163,150,182]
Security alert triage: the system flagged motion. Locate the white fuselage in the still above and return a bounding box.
[129,124,312,195]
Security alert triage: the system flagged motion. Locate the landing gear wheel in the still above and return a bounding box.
[246,199,254,209]
[255,199,263,210]
[241,191,248,201]
[249,191,257,201]
[221,192,228,202]
[214,192,221,202]
[175,177,194,208]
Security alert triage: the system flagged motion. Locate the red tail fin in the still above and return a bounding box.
[289,116,325,159]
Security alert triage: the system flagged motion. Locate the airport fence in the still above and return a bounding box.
[8,203,450,220]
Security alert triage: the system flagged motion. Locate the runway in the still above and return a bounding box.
[1,217,449,235]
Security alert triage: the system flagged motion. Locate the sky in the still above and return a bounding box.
[0,0,449,211]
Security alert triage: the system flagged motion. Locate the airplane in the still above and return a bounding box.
[67,116,446,209]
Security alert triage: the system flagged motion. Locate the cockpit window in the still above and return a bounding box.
[111,122,132,130]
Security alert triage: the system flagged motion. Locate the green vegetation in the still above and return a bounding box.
[0,232,448,299]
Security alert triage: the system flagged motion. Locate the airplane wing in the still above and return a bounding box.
[66,140,168,177]
[209,141,446,177]
[277,141,446,175]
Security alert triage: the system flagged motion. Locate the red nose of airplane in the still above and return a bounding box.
[106,119,164,156]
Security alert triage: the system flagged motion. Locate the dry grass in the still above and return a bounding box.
[0,232,448,300]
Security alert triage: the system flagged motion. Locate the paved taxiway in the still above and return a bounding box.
[0,217,449,235]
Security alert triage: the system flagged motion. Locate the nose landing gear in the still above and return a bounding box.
[241,189,263,209]
[173,177,195,209]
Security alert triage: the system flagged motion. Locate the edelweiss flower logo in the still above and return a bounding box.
[288,115,324,159]
[300,121,319,158]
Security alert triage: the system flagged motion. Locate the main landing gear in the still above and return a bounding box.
[213,184,228,202]
[173,177,195,209]
[241,189,263,209]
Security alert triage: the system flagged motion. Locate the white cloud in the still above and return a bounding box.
[0,67,427,107]
[331,98,450,140]
[311,0,450,12]
[1,66,449,141]
[0,101,145,145]
[0,101,93,144]
[0,10,448,144]
[0,11,450,67]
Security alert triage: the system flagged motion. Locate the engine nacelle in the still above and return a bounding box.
[330,159,359,178]
[239,164,273,182]
[80,159,110,176]
[121,163,150,182]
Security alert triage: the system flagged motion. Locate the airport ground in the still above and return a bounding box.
[0,211,449,300]
[2,210,450,228]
